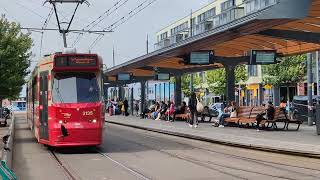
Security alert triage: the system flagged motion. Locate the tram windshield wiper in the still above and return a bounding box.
[55,80,64,104]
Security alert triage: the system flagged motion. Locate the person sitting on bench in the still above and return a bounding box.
[173,101,187,120]
[256,101,275,131]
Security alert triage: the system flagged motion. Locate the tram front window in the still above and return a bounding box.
[53,72,100,103]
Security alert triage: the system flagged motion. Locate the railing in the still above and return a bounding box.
[155,0,279,50]
[244,0,278,15]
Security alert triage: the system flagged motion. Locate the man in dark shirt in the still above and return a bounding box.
[256,101,275,131]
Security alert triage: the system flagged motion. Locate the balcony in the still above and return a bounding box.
[154,0,278,50]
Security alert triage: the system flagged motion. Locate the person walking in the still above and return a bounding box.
[188,92,198,128]
[123,99,129,116]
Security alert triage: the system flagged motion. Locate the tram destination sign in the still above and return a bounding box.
[250,50,277,65]
[55,56,97,67]
[184,51,214,65]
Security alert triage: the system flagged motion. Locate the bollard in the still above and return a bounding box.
[316,105,320,135]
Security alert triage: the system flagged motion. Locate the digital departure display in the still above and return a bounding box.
[155,73,170,80]
[250,50,277,65]
[117,73,131,81]
[190,52,210,64]
[54,56,97,67]
[184,51,214,65]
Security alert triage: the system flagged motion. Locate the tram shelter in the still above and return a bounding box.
[105,0,320,132]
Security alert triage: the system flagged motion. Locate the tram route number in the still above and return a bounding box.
[83,111,94,116]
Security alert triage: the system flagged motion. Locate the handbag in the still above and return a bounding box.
[230,111,237,118]
[196,98,204,113]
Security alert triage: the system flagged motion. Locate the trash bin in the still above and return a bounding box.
[316,105,320,135]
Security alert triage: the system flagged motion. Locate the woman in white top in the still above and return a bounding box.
[218,101,237,127]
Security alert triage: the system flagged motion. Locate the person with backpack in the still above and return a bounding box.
[123,99,129,116]
[188,92,202,128]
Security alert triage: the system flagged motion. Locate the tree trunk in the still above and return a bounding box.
[287,86,290,103]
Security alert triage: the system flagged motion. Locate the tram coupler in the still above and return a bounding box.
[60,125,69,137]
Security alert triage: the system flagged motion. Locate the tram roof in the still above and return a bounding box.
[106,0,320,82]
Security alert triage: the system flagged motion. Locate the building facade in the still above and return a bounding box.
[155,0,277,49]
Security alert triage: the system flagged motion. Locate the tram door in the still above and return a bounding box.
[39,71,49,140]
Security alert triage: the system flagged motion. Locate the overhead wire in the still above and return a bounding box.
[86,0,129,31]
[2,7,20,22]
[88,0,158,51]
[39,8,54,58]
[72,0,130,47]
[107,0,157,31]
[14,1,56,27]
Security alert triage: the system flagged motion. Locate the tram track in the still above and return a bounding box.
[49,149,80,180]
[139,132,320,177]
[96,149,152,180]
[108,126,320,180]
[49,146,152,180]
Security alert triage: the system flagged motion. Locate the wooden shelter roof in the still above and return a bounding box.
[106,0,320,82]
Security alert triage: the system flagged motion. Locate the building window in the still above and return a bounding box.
[197,8,216,23]
[248,65,258,77]
[160,32,168,40]
[245,0,277,14]
[221,0,235,12]
[170,21,189,35]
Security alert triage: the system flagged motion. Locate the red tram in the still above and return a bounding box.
[26,52,105,147]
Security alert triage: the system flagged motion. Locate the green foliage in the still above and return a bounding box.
[206,68,225,95]
[0,16,32,102]
[181,74,201,96]
[205,65,248,95]
[262,55,306,86]
[180,65,248,96]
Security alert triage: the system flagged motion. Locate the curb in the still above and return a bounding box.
[1,113,15,169]
[106,120,320,159]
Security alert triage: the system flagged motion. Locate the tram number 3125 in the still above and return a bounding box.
[83,111,94,116]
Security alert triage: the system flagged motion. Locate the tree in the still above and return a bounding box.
[262,55,306,101]
[0,16,32,106]
[262,55,306,86]
[181,73,201,97]
[206,65,248,95]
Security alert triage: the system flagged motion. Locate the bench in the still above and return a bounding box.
[225,106,253,125]
[198,106,217,122]
[173,108,189,121]
[259,108,287,130]
[238,106,265,127]
[285,110,303,131]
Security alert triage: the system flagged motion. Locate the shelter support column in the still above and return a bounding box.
[118,86,123,100]
[175,75,182,106]
[259,84,264,105]
[225,65,236,103]
[130,87,134,115]
[105,86,109,100]
[140,81,146,115]
[307,53,314,126]
[273,86,280,106]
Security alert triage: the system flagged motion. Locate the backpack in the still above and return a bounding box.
[196,98,204,113]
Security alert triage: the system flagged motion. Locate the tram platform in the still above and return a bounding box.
[12,113,68,180]
[106,115,320,157]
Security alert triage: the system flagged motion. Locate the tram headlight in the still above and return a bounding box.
[92,119,97,123]
[58,120,63,124]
